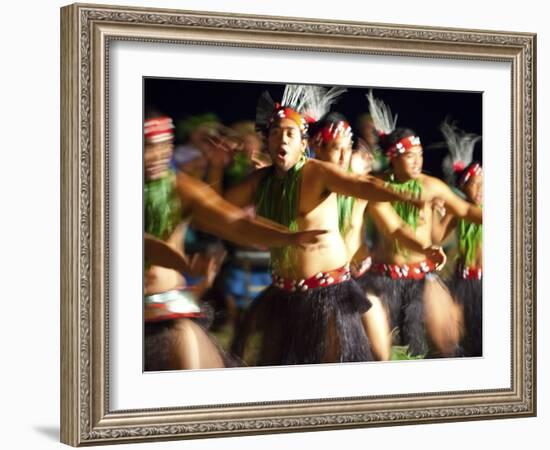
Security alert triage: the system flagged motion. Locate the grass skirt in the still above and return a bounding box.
[355,272,428,356]
[231,279,373,366]
[449,273,482,357]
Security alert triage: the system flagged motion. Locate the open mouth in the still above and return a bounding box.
[277,149,287,159]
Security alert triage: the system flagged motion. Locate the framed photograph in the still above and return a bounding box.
[60,2,536,446]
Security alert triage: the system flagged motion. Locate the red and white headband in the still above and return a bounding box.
[144,116,175,144]
[386,135,421,160]
[458,162,482,186]
[312,120,353,146]
[268,104,309,134]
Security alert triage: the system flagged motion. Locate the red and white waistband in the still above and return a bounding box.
[371,260,437,280]
[144,288,203,322]
[458,265,483,280]
[272,264,352,292]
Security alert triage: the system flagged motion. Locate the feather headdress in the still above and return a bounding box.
[305,86,352,145]
[256,84,312,135]
[366,89,398,137]
[303,86,347,122]
[256,84,348,136]
[440,119,481,186]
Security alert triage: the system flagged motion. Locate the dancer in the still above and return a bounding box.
[433,120,483,356]
[309,110,445,361]
[143,114,327,371]
[360,92,482,357]
[228,85,429,366]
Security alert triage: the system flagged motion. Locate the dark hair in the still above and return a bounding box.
[379,127,417,153]
[144,107,165,120]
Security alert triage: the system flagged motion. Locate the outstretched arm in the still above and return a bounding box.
[313,159,422,204]
[429,177,482,224]
[176,172,326,249]
[367,202,446,268]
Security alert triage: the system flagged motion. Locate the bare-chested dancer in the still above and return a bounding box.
[309,111,446,361]
[432,121,483,357]
[143,114,326,371]
[227,85,427,366]
[359,93,482,357]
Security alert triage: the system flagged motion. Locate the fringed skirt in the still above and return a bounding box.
[231,279,373,366]
[449,268,482,357]
[356,271,429,356]
[144,290,241,371]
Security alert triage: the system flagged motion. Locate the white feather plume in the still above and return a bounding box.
[302,85,347,121]
[281,84,310,113]
[366,89,397,135]
[440,119,481,182]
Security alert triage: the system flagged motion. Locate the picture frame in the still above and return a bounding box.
[60,2,536,446]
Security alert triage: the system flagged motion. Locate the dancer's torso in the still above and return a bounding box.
[144,225,186,295]
[343,198,371,265]
[373,174,433,265]
[266,162,350,279]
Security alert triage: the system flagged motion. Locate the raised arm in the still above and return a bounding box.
[429,177,482,224]
[367,202,446,268]
[312,159,421,204]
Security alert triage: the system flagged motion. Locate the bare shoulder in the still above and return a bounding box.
[304,158,350,176]
[421,174,447,192]
[303,158,323,172]
[301,158,329,180]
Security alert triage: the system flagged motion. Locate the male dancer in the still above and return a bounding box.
[227,85,428,366]
[309,111,446,361]
[143,114,326,370]
[433,121,483,357]
[361,92,482,357]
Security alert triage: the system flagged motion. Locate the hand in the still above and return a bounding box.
[423,245,447,270]
[411,198,427,211]
[203,251,227,287]
[433,198,447,218]
[197,125,240,168]
[205,135,234,167]
[290,229,328,248]
[250,152,272,169]
[187,251,226,280]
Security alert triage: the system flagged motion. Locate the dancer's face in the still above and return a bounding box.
[350,150,373,176]
[392,145,423,181]
[267,118,307,174]
[462,173,483,205]
[359,117,377,148]
[315,135,352,170]
[144,141,173,180]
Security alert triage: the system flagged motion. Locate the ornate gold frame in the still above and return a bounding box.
[60,3,536,446]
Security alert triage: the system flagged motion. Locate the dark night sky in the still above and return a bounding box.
[144,78,482,178]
